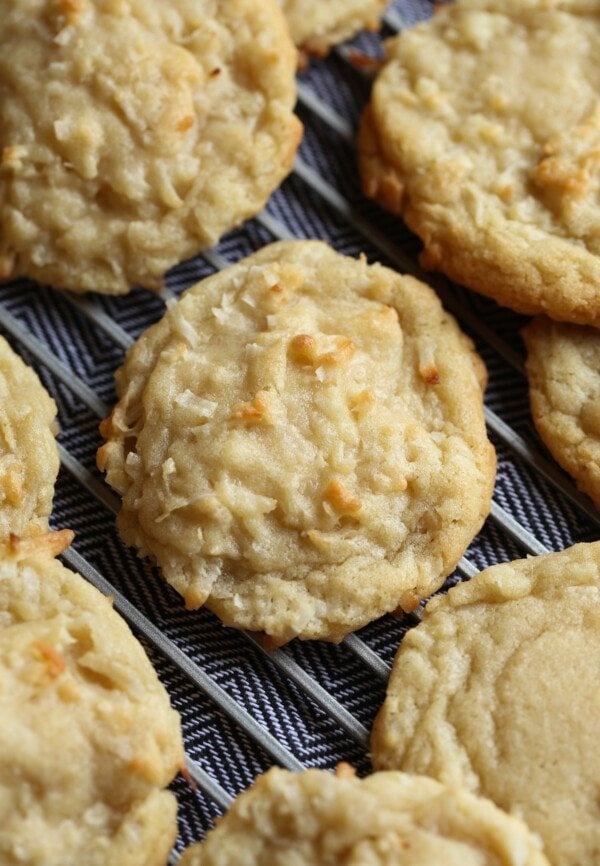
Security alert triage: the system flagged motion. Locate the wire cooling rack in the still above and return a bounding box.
[2,1,599,859]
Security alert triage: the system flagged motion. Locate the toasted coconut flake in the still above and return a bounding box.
[335,762,356,778]
[230,391,269,423]
[7,528,74,561]
[418,340,440,384]
[289,334,317,365]
[323,479,361,514]
[31,640,66,679]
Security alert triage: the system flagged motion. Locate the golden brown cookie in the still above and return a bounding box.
[179,766,549,866]
[523,316,600,509]
[0,336,59,538]
[359,0,600,325]
[280,0,388,56]
[0,530,184,866]
[372,541,600,866]
[97,240,495,643]
[0,0,301,294]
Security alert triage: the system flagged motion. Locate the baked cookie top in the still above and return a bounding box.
[0,0,301,295]
[280,0,387,56]
[523,316,600,509]
[0,530,183,866]
[0,336,59,538]
[97,240,495,643]
[372,541,600,866]
[359,0,600,325]
[179,766,549,866]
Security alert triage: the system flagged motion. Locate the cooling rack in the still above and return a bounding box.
[2,0,599,859]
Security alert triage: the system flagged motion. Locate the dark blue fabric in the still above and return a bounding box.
[0,1,597,856]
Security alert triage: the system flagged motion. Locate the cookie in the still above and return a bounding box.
[280,0,387,56]
[0,335,59,538]
[372,542,600,866]
[0,530,184,866]
[97,240,495,643]
[359,0,600,325]
[523,317,600,509]
[0,0,301,295]
[179,765,549,866]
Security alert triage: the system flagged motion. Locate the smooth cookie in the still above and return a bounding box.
[523,316,600,509]
[372,541,600,866]
[0,530,184,866]
[359,0,600,324]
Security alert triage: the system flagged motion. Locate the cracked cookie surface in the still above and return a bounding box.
[0,0,301,294]
[98,240,495,643]
[523,317,600,509]
[359,0,600,324]
[372,541,600,866]
[0,531,183,866]
[179,766,549,866]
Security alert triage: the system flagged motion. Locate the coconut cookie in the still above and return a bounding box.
[179,765,549,866]
[523,317,600,509]
[359,0,600,325]
[372,542,600,866]
[0,336,59,538]
[0,530,184,866]
[0,0,301,295]
[97,240,495,643]
[280,0,388,57]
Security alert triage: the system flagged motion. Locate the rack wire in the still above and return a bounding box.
[2,0,598,859]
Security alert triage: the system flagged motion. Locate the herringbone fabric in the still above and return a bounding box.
[0,2,597,858]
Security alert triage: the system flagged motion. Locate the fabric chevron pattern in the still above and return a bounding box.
[0,1,597,859]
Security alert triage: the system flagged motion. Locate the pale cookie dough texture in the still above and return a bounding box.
[523,317,600,509]
[0,530,184,866]
[0,336,59,538]
[359,0,600,325]
[179,766,549,866]
[0,0,301,295]
[279,0,388,55]
[97,240,495,643]
[372,542,600,866]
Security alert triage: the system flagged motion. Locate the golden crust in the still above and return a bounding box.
[523,316,600,508]
[6,528,74,560]
[372,541,600,866]
[0,0,301,294]
[281,0,388,56]
[0,532,184,866]
[98,240,495,643]
[0,336,59,538]
[179,767,549,866]
[359,0,600,325]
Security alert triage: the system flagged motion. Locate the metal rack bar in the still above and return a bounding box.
[0,302,383,751]
[21,294,402,684]
[0,5,590,853]
[63,546,305,773]
[297,82,354,143]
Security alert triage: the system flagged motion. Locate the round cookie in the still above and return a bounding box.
[0,0,301,295]
[372,542,600,866]
[280,0,388,56]
[523,317,600,509]
[0,335,59,538]
[359,0,600,325]
[0,530,184,866]
[97,240,495,643]
[179,765,549,866]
